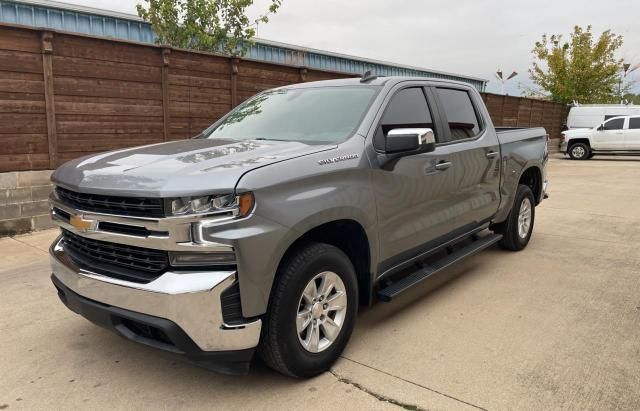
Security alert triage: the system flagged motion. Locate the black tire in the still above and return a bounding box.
[492,184,535,251]
[568,142,590,160]
[258,242,358,378]
[588,152,595,159]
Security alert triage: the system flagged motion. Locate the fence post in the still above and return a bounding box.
[41,31,57,169]
[161,48,171,141]
[230,58,239,107]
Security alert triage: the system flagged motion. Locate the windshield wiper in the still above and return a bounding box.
[253,137,290,142]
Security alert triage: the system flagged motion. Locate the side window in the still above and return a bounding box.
[602,118,624,130]
[374,88,435,150]
[628,118,640,129]
[435,88,482,141]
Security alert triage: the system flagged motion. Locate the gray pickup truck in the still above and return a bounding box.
[49,76,548,377]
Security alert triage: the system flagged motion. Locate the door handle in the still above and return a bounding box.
[486,151,499,159]
[435,161,452,171]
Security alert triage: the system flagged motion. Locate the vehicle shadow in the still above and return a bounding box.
[590,157,640,161]
[63,322,316,397]
[559,156,640,162]
[53,246,499,395]
[355,245,501,327]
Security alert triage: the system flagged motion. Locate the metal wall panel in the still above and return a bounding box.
[0,0,154,43]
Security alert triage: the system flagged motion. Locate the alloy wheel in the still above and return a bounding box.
[571,145,586,159]
[518,197,532,239]
[296,271,347,353]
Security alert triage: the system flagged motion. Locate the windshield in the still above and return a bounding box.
[200,86,379,143]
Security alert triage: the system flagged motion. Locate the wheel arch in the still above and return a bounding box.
[275,218,374,307]
[493,160,545,225]
[567,137,591,148]
[518,165,543,205]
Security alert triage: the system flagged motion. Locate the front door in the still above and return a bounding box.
[430,87,501,225]
[591,117,626,150]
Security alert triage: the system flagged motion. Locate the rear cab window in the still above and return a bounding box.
[628,117,640,129]
[435,88,483,142]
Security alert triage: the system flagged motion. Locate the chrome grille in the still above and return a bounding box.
[56,186,164,218]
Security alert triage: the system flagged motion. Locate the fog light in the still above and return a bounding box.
[169,251,236,266]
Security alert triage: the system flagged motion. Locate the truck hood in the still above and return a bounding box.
[563,128,592,136]
[52,138,335,197]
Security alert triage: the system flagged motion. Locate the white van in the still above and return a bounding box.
[566,104,640,130]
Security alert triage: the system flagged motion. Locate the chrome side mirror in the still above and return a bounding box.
[385,128,436,154]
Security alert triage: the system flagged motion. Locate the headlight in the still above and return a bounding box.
[167,192,254,217]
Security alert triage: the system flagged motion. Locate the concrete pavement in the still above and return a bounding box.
[1,155,639,410]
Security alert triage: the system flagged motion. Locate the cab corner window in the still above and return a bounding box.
[374,88,435,150]
[436,88,482,141]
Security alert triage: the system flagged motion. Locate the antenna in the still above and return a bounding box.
[360,70,377,83]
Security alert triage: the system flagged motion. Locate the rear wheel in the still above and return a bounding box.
[492,184,535,251]
[568,142,590,160]
[258,242,358,377]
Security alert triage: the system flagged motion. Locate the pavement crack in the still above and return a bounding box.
[329,369,426,411]
[339,357,488,411]
[9,236,49,255]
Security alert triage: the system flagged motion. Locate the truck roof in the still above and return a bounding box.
[281,76,476,90]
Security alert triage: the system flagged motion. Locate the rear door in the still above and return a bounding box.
[591,117,626,150]
[624,117,640,150]
[431,86,501,228]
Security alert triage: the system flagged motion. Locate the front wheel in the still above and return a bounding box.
[492,184,535,251]
[568,142,590,160]
[258,242,358,377]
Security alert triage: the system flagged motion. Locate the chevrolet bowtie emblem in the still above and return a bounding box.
[69,214,97,232]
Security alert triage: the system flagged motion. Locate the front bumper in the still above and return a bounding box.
[543,179,550,199]
[50,237,262,374]
[560,141,568,154]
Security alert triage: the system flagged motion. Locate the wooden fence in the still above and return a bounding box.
[0,23,567,173]
[481,93,568,144]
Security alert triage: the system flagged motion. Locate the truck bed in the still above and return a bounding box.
[495,127,548,144]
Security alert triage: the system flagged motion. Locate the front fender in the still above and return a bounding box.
[228,139,376,317]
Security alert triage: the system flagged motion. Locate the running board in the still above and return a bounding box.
[377,233,503,302]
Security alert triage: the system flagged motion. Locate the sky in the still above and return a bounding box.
[62,0,640,96]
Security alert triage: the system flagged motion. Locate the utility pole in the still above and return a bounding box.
[619,62,638,104]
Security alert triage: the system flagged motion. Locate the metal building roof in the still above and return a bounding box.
[0,0,487,90]
[0,0,154,42]
[246,38,487,90]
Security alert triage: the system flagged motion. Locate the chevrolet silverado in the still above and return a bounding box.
[49,76,548,377]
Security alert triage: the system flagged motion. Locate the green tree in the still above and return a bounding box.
[529,25,624,104]
[624,93,640,105]
[137,0,282,56]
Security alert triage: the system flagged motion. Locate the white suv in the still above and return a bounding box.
[561,115,640,160]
